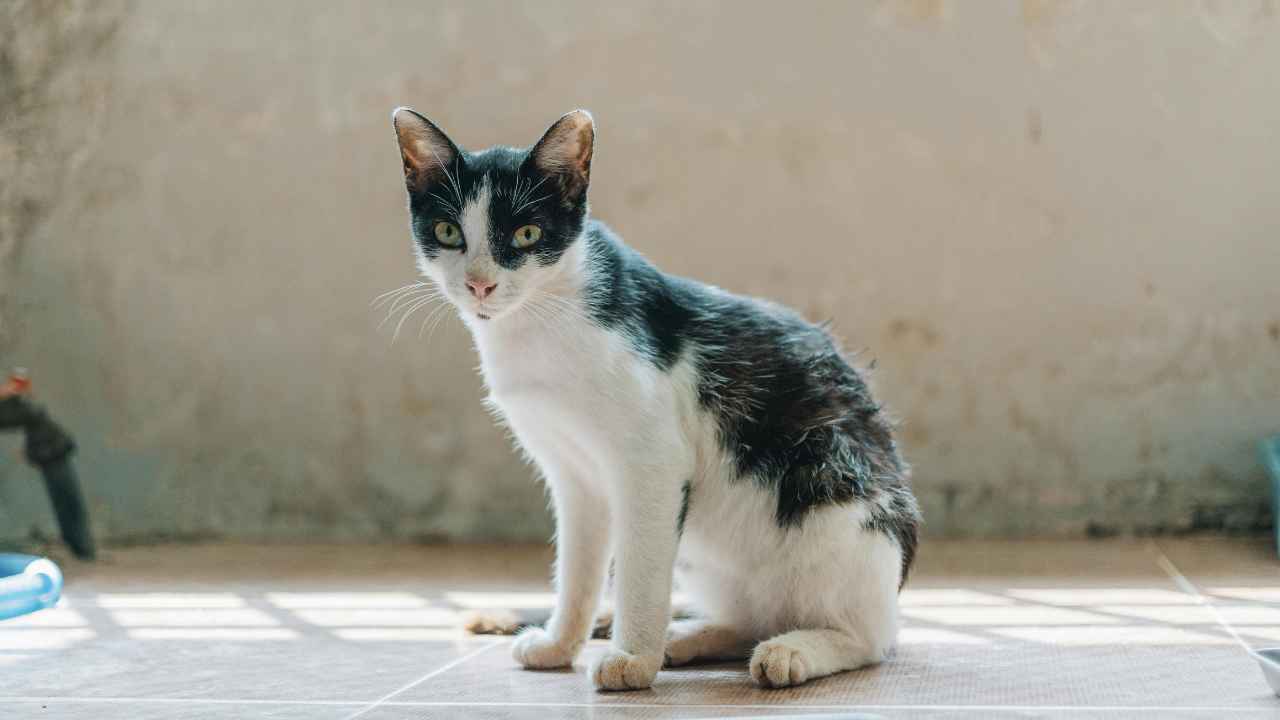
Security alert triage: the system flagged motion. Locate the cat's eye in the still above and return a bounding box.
[512,224,543,249]
[434,221,462,247]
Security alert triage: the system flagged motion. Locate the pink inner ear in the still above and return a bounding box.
[401,137,453,177]
[568,124,592,170]
[394,109,458,189]
[534,112,594,179]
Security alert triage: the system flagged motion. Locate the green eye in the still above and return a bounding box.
[512,224,543,249]
[433,221,462,247]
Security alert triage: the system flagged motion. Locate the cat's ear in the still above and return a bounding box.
[392,107,460,194]
[528,109,594,202]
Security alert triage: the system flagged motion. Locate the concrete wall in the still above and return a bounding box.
[3,1,1278,545]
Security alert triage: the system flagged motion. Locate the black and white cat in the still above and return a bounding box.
[389,108,921,691]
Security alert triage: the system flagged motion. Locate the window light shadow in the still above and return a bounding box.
[109,608,279,627]
[266,592,426,609]
[128,628,299,641]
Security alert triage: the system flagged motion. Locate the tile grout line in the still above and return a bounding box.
[1149,540,1255,655]
[339,638,506,720]
[0,698,1277,713]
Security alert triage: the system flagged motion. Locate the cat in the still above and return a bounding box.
[389,108,921,691]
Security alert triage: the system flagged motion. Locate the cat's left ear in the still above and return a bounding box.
[528,109,594,203]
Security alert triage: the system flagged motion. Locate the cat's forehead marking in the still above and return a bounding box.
[460,174,492,258]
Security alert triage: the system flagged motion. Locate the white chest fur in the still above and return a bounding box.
[470,297,699,491]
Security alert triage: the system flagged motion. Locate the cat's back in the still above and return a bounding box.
[580,221,886,444]
[580,220,834,364]
[584,221,914,545]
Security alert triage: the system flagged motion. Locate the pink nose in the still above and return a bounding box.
[466,277,497,300]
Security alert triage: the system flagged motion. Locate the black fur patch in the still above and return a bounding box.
[581,225,921,585]
[676,480,692,537]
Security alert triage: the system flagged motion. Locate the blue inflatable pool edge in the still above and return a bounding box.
[0,553,64,622]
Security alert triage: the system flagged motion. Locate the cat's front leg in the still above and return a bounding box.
[589,464,684,691]
[512,471,610,670]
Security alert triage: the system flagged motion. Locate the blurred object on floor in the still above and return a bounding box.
[0,553,62,621]
[1260,436,1280,557]
[0,368,95,560]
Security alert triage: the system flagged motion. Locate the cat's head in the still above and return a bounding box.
[391,108,594,323]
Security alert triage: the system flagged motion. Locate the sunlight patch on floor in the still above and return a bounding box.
[990,625,1233,646]
[332,628,475,642]
[899,589,1014,606]
[898,627,992,645]
[902,605,1120,626]
[1209,587,1280,603]
[266,592,427,609]
[0,629,95,650]
[128,628,299,641]
[1098,605,1279,625]
[0,608,88,628]
[292,608,459,627]
[95,593,246,609]
[108,608,279,627]
[1006,588,1196,605]
[445,591,557,609]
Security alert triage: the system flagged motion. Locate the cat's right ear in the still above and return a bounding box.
[392,107,460,194]
[528,110,594,203]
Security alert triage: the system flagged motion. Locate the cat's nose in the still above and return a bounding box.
[466,277,497,300]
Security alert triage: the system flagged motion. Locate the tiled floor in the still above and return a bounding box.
[2,538,1279,718]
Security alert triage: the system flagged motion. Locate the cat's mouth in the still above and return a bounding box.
[477,313,491,320]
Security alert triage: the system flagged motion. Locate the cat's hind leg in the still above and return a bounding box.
[663,619,752,667]
[749,528,902,688]
[749,627,890,688]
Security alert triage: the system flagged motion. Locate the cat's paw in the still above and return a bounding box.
[511,627,579,669]
[590,648,661,691]
[749,638,811,688]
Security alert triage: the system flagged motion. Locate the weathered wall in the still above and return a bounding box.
[2,1,1278,545]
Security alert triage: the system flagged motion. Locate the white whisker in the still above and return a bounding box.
[376,288,435,316]
[371,282,428,307]
[513,190,553,215]
[417,302,451,340]
[392,296,440,342]
[378,289,443,330]
[512,174,548,212]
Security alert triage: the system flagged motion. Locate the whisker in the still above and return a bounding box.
[427,192,460,216]
[525,295,582,350]
[514,174,548,210]
[384,294,434,333]
[424,304,454,345]
[376,287,435,316]
[533,291,593,326]
[392,296,440,342]
[371,282,428,307]
[446,156,465,207]
[423,144,465,209]
[511,175,527,208]
[417,303,451,340]
[378,289,443,329]
[513,191,553,215]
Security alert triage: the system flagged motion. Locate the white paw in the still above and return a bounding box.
[590,648,661,691]
[511,627,579,669]
[750,639,811,688]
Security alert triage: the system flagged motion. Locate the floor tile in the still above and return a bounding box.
[1,540,1277,719]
